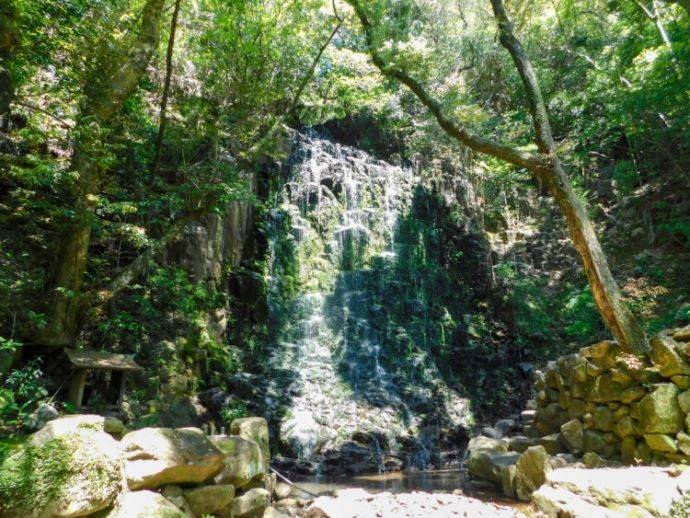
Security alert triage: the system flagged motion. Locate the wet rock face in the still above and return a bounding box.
[246,133,475,475]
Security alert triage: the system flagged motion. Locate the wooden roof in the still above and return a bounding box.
[65,348,143,372]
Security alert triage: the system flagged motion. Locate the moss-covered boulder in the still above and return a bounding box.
[614,416,636,438]
[224,487,270,518]
[515,445,551,501]
[651,334,690,377]
[638,384,684,434]
[121,427,224,490]
[107,490,185,518]
[582,430,608,454]
[560,419,583,452]
[229,418,270,471]
[0,427,123,517]
[644,434,678,453]
[468,449,520,486]
[211,435,265,488]
[29,414,106,444]
[184,484,235,516]
[678,390,690,414]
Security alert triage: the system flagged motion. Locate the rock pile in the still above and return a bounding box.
[0,414,286,518]
[466,325,690,514]
[533,326,690,465]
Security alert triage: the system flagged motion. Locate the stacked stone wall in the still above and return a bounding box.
[533,326,690,464]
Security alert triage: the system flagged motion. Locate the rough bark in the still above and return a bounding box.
[490,0,648,354]
[152,0,182,176]
[37,0,166,346]
[347,0,648,354]
[0,0,20,118]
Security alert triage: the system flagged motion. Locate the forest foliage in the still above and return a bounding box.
[0,0,688,426]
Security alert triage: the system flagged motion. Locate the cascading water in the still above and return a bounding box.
[261,132,474,476]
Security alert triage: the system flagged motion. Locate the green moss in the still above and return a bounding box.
[0,436,75,514]
[671,493,690,517]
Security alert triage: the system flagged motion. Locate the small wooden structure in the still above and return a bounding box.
[65,348,143,409]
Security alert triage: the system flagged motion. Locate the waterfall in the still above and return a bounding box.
[260,132,474,475]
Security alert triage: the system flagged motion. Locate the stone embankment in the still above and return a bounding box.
[467,324,690,516]
[0,414,286,517]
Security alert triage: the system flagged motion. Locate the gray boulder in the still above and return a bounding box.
[121,427,224,489]
[515,445,551,501]
[107,490,186,518]
[211,434,266,488]
[0,426,123,517]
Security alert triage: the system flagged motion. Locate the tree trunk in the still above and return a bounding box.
[152,0,182,177]
[347,0,648,354]
[489,0,648,354]
[36,0,166,346]
[0,0,20,119]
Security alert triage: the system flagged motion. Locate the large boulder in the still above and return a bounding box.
[533,466,687,517]
[515,445,551,501]
[0,427,123,518]
[229,417,270,470]
[121,427,224,489]
[468,450,519,484]
[29,414,106,444]
[184,484,235,516]
[223,487,270,518]
[106,490,186,518]
[650,334,690,377]
[638,383,684,434]
[211,434,265,488]
[467,439,519,489]
[560,419,584,452]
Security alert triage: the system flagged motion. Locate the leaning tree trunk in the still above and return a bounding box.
[36,0,166,346]
[347,0,648,354]
[489,0,648,355]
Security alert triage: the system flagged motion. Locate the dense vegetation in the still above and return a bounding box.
[0,0,688,433]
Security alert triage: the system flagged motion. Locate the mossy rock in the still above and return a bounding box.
[638,384,684,434]
[211,434,265,488]
[650,334,690,378]
[107,490,185,518]
[229,418,270,471]
[515,446,551,501]
[0,428,122,517]
[644,434,678,453]
[121,427,224,490]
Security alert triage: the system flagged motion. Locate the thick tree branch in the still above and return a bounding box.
[37,0,167,346]
[489,0,648,354]
[348,0,648,354]
[287,17,343,117]
[346,0,549,174]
